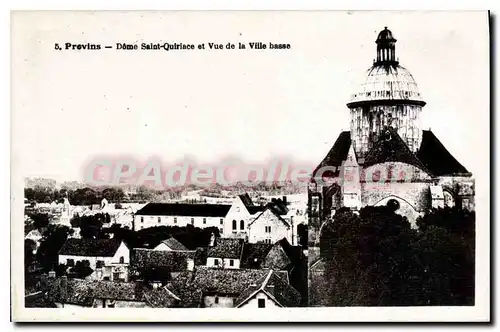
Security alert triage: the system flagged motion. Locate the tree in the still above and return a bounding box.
[320,205,475,306]
[30,213,51,230]
[24,239,36,270]
[71,213,109,239]
[69,260,93,279]
[36,225,74,272]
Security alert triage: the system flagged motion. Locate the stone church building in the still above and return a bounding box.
[308,27,475,234]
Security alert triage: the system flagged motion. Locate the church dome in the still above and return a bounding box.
[347,64,425,106]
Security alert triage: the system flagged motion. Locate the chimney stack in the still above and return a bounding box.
[282,196,287,205]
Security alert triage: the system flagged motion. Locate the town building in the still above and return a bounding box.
[234,269,301,308]
[247,205,293,244]
[58,238,130,282]
[167,266,301,308]
[308,27,475,236]
[133,203,231,233]
[45,277,179,308]
[206,238,245,269]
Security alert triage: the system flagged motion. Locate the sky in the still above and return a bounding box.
[12,11,490,183]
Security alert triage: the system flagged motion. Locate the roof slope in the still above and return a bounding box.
[240,243,274,269]
[363,127,428,171]
[312,131,352,180]
[207,238,244,259]
[131,248,195,272]
[417,130,470,176]
[136,203,231,217]
[59,238,123,257]
[234,270,301,307]
[45,278,178,307]
[157,237,188,251]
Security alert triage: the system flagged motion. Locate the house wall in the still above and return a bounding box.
[223,197,252,238]
[248,209,292,244]
[154,243,173,251]
[206,257,241,269]
[93,299,149,308]
[55,302,89,309]
[239,291,279,308]
[203,295,237,308]
[58,242,130,282]
[134,215,225,232]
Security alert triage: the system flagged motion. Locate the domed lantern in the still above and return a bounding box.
[347,27,426,157]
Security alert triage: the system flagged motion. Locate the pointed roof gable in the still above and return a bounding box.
[362,127,428,171]
[417,130,471,176]
[312,131,352,180]
[248,206,290,228]
[156,237,188,251]
[234,270,301,307]
[344,143,359,167]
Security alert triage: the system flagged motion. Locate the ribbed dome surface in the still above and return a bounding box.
[348,64,424,105]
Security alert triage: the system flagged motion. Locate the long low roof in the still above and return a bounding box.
[135,203,231,217]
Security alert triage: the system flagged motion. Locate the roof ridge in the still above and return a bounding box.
[261,269,274,290]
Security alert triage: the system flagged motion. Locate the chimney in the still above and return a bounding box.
[282,196,287,205]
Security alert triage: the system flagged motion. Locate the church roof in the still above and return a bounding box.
[312,131,351,180]
[417,130,470,176]
[313,129,470,179]
[363,127,428,171]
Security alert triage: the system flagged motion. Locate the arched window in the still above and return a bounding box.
[232,220,237,230]
[240,220,245,230]
[443,191,455,208]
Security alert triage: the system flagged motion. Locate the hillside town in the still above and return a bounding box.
[24,180,308,308]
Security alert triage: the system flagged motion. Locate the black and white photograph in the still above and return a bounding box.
[10,10,490,322]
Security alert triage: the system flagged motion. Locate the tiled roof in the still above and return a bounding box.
[207,238,244,259]
[135,203,231,217]
[131,248,194,272]
[58,238,124,257]
[168,266,270,307]
[234,270,301,307]
[45,278,178,307]
[156,237,188,251]
[240,243,274,269]
[417,130,471,176]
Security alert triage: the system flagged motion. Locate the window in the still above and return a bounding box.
[203,218,206,224]
[219,228,223,234]
[214,296,219,304]
[214,259,219,266]
[141,216,144,223]
[174,217,177,224]
[220,218,224,225]
[119,256,124,264]
[66,259,74,267]
[229,259,234,267]
[240,220,245,230]
[191,217,194,225]
[265,226,271,233]
[232,220,237,231]
[158,217,161,223]
[258,299,265,308]
[96,260,105,268]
